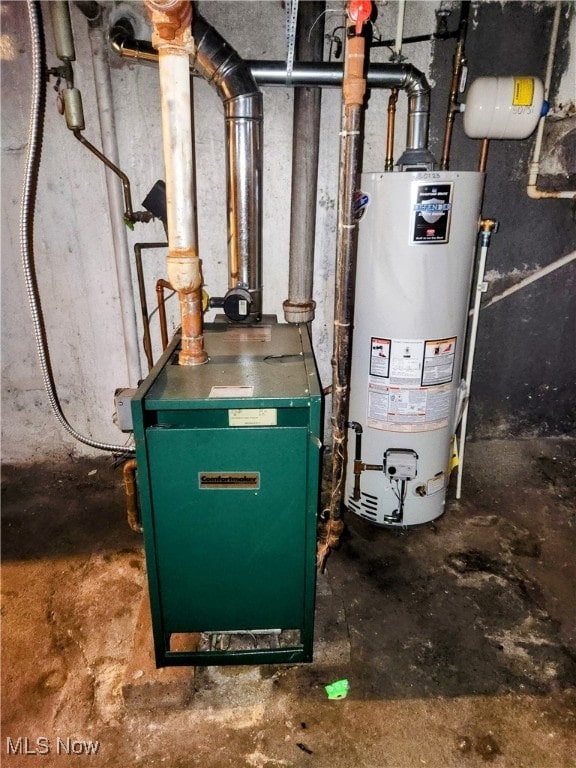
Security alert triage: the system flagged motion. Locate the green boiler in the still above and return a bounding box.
[131,322,322,666]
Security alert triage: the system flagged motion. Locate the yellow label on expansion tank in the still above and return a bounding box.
[512,77,534,107]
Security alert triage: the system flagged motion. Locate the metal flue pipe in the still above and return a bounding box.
[191,14,263,321]
[283,1,325,325]
[146,0,207,365]
[111,26,435,170]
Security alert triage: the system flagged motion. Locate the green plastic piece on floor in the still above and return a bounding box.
[325,679,349,700]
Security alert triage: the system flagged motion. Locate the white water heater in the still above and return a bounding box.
[346,171,484,526]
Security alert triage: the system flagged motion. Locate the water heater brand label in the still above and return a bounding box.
[410,182,453,244]
[199,472,260,490]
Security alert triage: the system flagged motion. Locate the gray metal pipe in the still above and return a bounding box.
[283,1,325,325]
[192,14,263,321]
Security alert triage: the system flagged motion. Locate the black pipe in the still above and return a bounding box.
[73,1,102,26]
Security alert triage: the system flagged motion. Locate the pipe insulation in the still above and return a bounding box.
[146,0,207,365]
[283,1,325,324]
[21,0,134,454]
[191,13,263,320]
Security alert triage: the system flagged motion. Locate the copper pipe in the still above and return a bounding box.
[178,289,208,366]
[385,87,398,171]
[478,138,490,173]
[439,2,470,170]
[72,129,134,220]
[135,242,168,371]
[156,278,172,351]
[319,8,370,572]
[439,79,461,171]
[123,459,142,533]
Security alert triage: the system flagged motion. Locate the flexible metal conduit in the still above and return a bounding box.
[21,0,134,454]
[191,14,263,321]
[111,32,434,168]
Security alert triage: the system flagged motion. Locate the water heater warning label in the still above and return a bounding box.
[367,383,453,433]
[366,336,456,431]
[370,338,391,377]
[422,337,456,386]
[411,182,453,244]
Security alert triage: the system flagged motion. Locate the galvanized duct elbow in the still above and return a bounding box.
[192,14,263,321]
[394,63,435,169]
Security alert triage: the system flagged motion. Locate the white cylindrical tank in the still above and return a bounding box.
[462,76,544,139]
[346,171,484,526]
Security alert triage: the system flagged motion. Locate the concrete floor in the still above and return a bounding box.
[2,438,575,767]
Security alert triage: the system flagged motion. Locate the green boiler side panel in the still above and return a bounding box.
[132,322,322,666]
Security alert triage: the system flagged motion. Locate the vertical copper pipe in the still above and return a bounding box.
[178,288,207,366]
[478,138,490,173]
[134,242,167,371]
[123,459,142,533]
[385,87,398,171]
[156,278,172,351]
